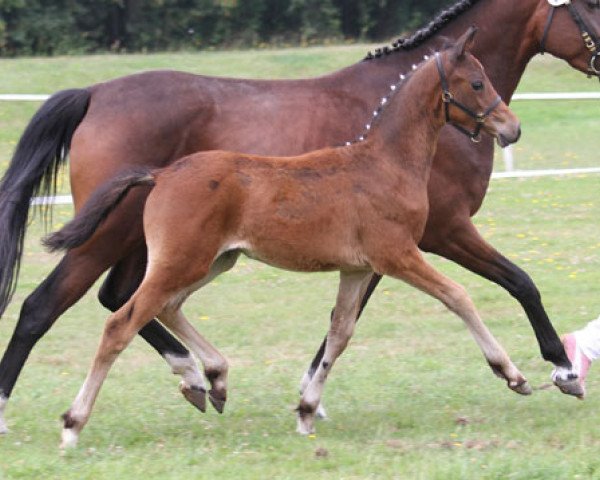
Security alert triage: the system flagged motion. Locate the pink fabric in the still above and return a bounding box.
[563,333,592,390]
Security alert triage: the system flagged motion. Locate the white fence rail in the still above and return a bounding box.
[2,91,599,205]
[501,92,600,171]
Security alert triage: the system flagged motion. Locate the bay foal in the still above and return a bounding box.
[46,29,522,447]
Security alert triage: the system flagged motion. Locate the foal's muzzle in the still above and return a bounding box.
[496,125,521,148]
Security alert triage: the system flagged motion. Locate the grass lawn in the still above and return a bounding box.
[0,45,599,479]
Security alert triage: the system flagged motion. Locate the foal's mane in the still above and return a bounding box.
[364,0,484,60]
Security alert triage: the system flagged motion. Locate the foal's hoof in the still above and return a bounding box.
[508,379,532,396]
[208,389,227,414]
[554,376,585,399]
[0,420,8,435]
[315,403,328,420]
[60,428,80,450]
[296,403,317,435]
[180,383,207,413]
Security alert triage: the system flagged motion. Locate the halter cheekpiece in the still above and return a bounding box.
[541,0,600,77]
[434,52,501,143]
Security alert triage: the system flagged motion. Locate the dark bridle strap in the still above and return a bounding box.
[567,2,600,74]
[541,1,600,75]
[540,5,557,54]
[435,52,502,142]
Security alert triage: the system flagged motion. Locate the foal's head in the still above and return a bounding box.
[436,27,521,147]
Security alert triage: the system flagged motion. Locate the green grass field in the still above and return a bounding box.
[0,46,599,479]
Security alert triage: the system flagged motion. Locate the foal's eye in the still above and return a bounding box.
[471,81,484,91]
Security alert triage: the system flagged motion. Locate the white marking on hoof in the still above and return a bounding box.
[315,403,328,420]
[60,428,80,449]
[0,396,8,434]
[509,380,532,395]
[296,415,316,435]
[551,365,577,383]
[552,366,585,398]
[165,353,205,390]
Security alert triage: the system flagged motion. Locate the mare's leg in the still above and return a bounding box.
[299,273,382,419]
[297,270,373,435]
[98,247,206,411]
[60,281,171,449]
[373,245,531,396]
[0,251,115,434]
[420,219,581,396]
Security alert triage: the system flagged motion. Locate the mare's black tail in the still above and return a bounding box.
[0,88,91,317]
[43,170,155,252]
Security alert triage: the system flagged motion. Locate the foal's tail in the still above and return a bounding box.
[43,169,155,252]
[0,88,91,317]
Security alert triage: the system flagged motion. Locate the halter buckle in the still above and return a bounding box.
[442,91,453,103]
[582,32,597,52]
[470,134,482,143]
[590,52,600,74]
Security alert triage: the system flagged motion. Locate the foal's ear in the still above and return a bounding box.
[453,26,478,60]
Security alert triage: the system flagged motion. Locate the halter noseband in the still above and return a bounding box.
[435,52,502,143]
[540,0,600,77]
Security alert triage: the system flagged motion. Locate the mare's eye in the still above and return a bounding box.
[471,81,484,91]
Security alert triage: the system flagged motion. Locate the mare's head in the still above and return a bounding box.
[437,27,521,147]
[534,0,600,77]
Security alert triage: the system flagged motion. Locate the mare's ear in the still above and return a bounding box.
[453,26,478,60]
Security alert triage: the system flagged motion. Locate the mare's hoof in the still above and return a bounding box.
[180,383,207,413]
[554,377,585,399]
[208,390,226,414]
[509,379,532,395]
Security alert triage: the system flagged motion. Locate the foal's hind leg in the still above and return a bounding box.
[61,281,171,449]
[98,248,207,411]
[158,309,229,414]
[157,251,240,413]
[297,270,373,435]
[374,245,531,395]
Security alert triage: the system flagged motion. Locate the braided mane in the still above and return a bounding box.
[364,0,484,60]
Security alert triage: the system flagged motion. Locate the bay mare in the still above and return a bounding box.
[45,30,522,447]
[0,0,599,432]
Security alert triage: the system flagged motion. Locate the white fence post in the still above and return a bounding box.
[502,145,514,172]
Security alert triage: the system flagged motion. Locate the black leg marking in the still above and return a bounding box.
[305,274,382,381]
[61,411,77,429]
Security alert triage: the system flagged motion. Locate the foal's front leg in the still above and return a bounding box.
[375,245,532,395]
[297,270,373,435]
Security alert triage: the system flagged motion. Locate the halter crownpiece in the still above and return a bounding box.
[434,52,501,143]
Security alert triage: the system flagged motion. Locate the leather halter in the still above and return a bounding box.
[435,52,502,143]
[540,0,600,77]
